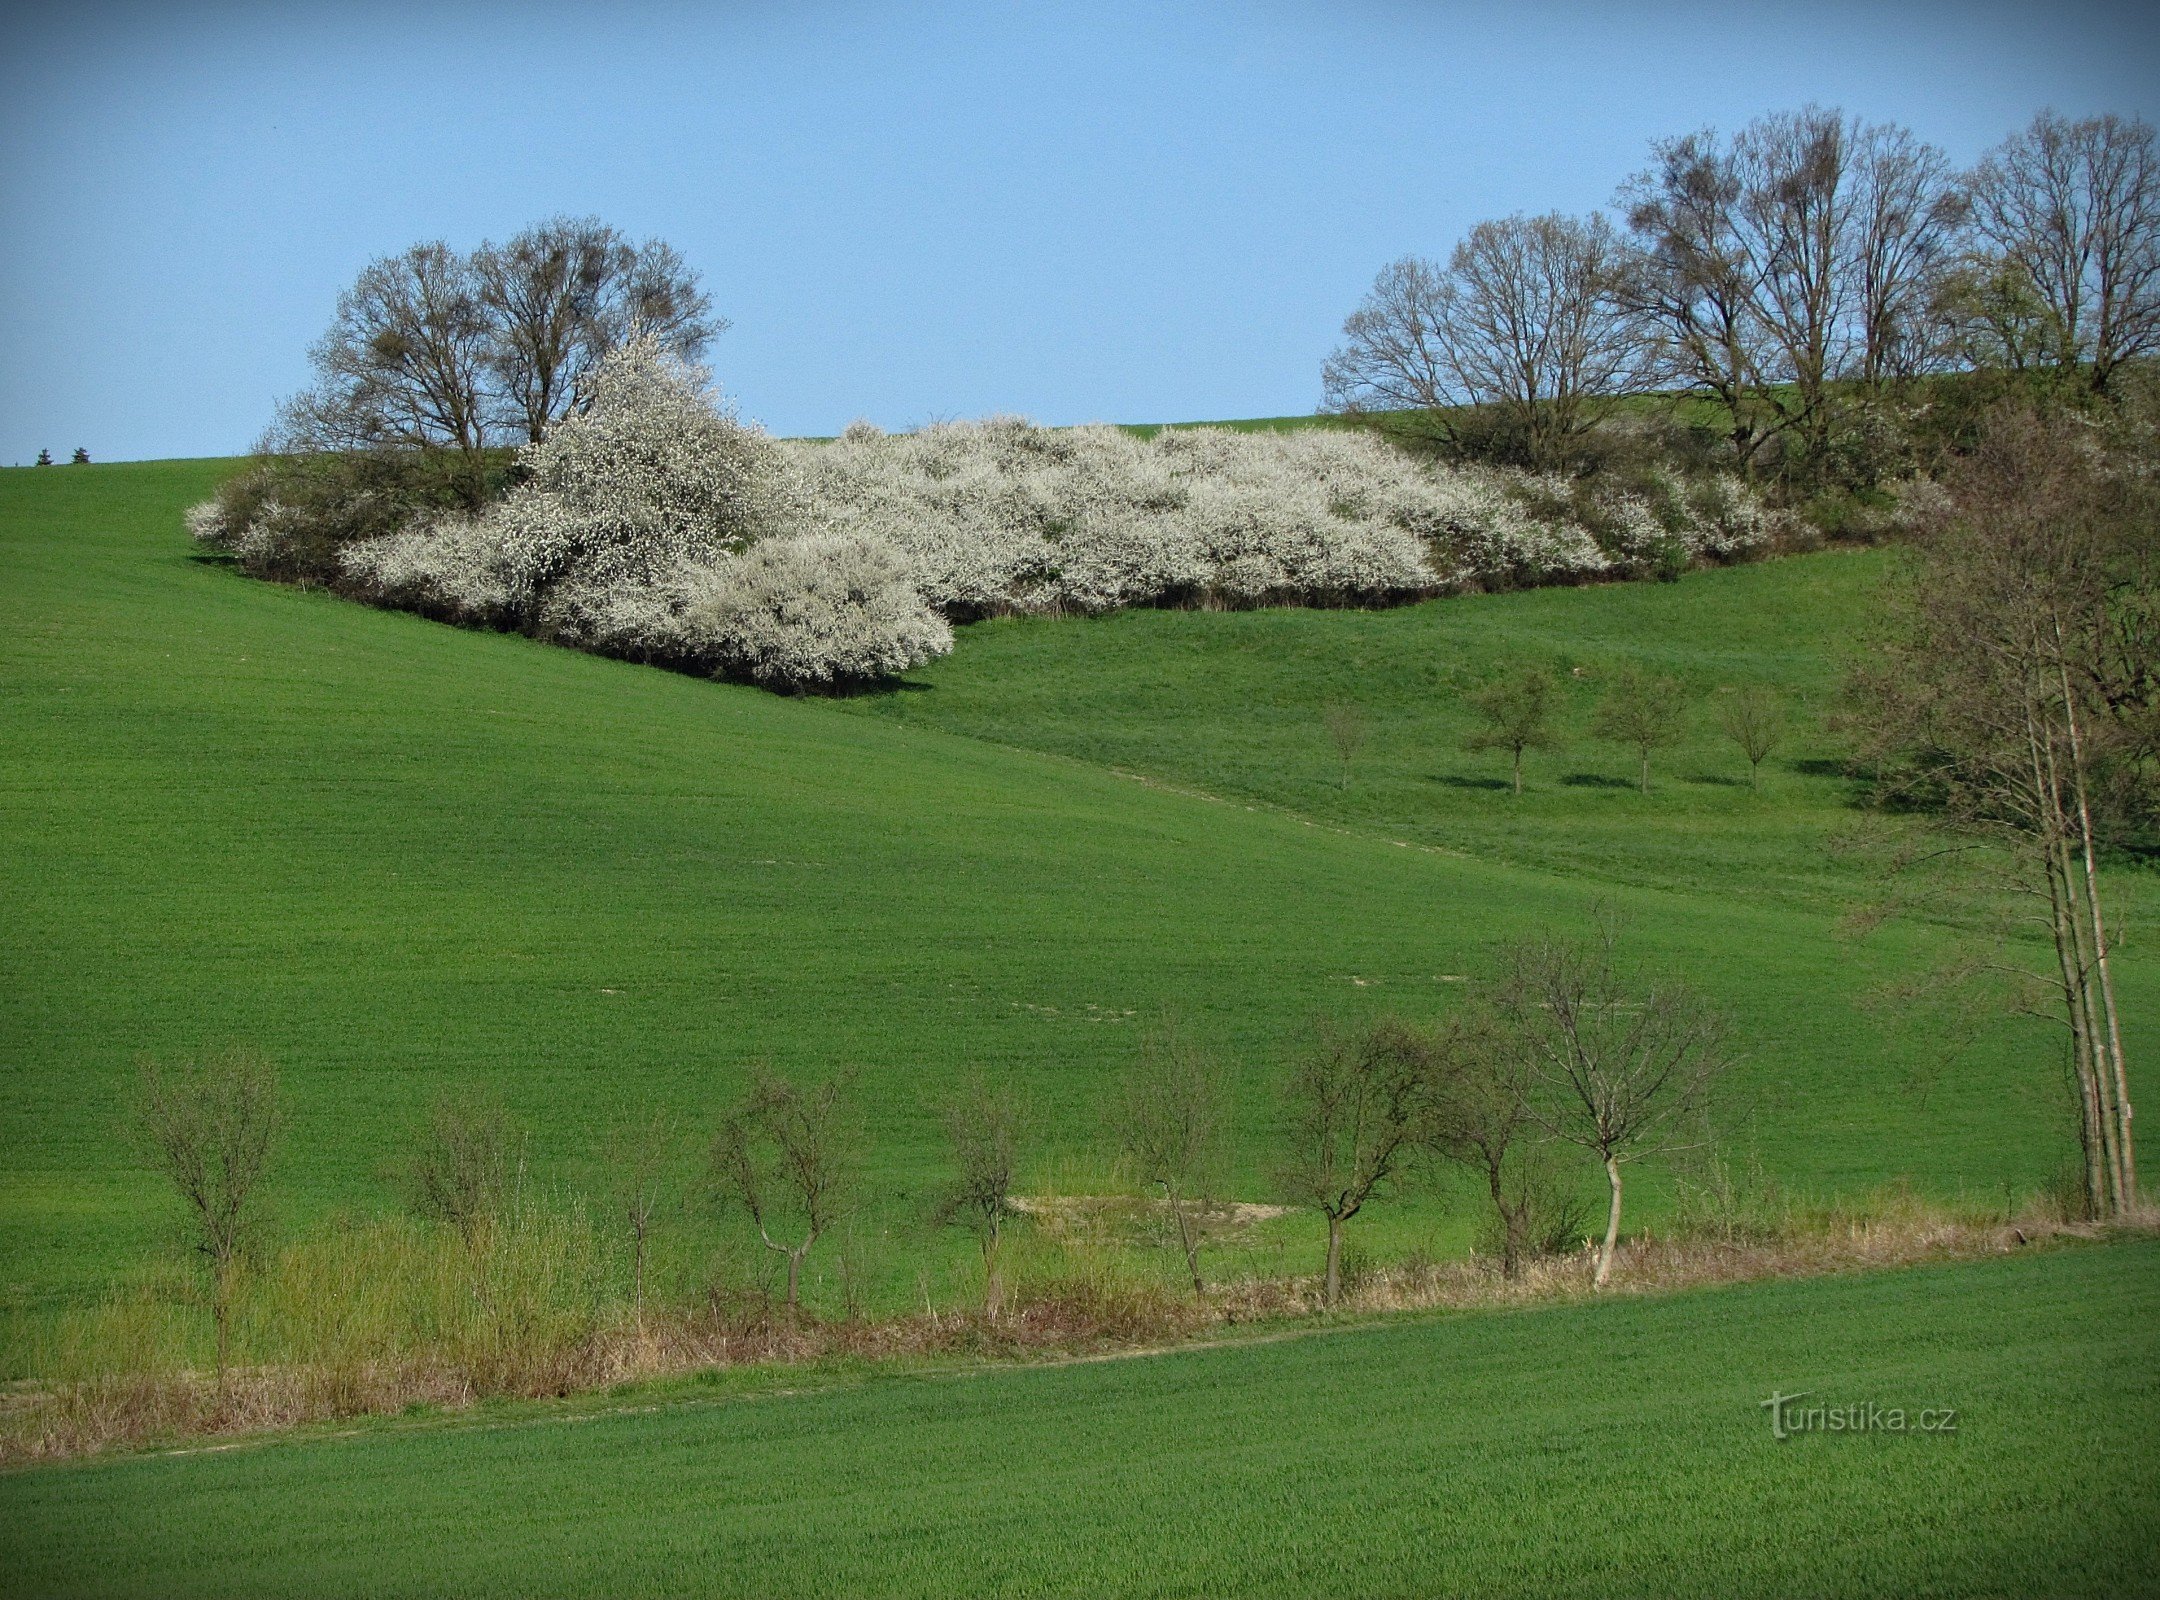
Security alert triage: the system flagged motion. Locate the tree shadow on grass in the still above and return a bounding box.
[1561,773,1634,790]
[1434,774,1510,791]
[1688,772,1748,788]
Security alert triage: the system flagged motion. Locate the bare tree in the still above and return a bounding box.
[1464,667,1563,794]
[936,1073,1026,1316]
[474,216,722,443]
[133,1050,283,1381]
[1424,1008,1546,1278]
[1495,922,1733,1287]
[712,1071,856,1315]
[1969,112,2160,394]
[1619,108,1962,477]
[1845,407,2151,1215]
[1323,700,1368,792]
[606,1108,681,1328]
[1112,1024,1230,1295]
[1325,214,1644,466]
[275,242,499,499]
[1592,667,1689,793]
[1714,684,1786,789]
[402,1089,522,1240]
[1276,1020,1444,1305]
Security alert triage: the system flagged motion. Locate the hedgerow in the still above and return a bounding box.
[193,344,1822,692]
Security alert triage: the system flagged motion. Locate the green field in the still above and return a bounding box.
[3,1238,2155,1597]
[1,459,2151,1324]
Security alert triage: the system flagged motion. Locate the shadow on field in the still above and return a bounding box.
[1434,774,1509,791]
[1561,773,1633,790]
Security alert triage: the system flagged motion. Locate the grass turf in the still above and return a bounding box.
[0,460,2149,1325]
[2,1237,2155,1597]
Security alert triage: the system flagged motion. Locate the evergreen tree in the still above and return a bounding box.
[70,447,89,464]
[34,449,51,466]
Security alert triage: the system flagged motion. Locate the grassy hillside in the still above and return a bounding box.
[0,461,2148,1325]
[5,1239,2155,1597]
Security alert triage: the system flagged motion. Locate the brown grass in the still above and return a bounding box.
[5,1191,2151,1468]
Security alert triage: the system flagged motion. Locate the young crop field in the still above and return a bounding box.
[3,1237,2154,1597]
[1,460,2153,1326]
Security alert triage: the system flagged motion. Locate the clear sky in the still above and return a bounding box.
[3,0,2156,462]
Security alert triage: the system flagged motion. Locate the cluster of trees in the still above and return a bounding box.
[1326,108,2160,483]
[271,215,721,500]
[31,448,89,465]
[133,925,1735,1381]
[1328,669,1786,796]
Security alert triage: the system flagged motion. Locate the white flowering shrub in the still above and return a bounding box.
[685,531,953,690]
[338,512,518,624]
[490,336,798,642]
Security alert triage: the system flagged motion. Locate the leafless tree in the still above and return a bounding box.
[1464,667,1563,794]
[1714,684,1786,790]
[474,216,722,443]
[936,1073,1026,1316]
[1592,667,1688,793]
[1276,1020,1445,1305]
[1423,1008,1547,1278]
[133,1050,283,1381]
[1323,700,1368,791]
[274,242,499,498]
[402,1089,522,1240]
[606,1108,681,1328]
[1112,1024,1230,1294]
[1325,214,1644,465]
[712,1070,856,1315]
[1845,407,2151,1215]
[1495,921,1733,1287]
[1969,112,2160,394]
[1619,107,1962,476]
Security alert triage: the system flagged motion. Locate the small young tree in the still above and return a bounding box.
[402,1090,521,1239]
[1323,701,1369,792]
[133,1050,283,1382]
[1495,920,1733,1288]
[70,447,89,464]
[936,1073,1026,1317]
[35,449,52,466]
[712,1071,855,1315]
[1463,668,1562,794]
[1592,667,1688,793]
[606,1109,680,1328]
[1112,1025,1230,1295]
[1713,684,1785,790]
[1276,1020,1444,1305]
[1426,1008,1542,1278]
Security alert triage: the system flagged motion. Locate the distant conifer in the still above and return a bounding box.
[35,448,52,466]
[70,447,89,464]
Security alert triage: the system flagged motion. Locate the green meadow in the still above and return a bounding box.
[3,1238,2154,1597]
[1,458,2151,1325]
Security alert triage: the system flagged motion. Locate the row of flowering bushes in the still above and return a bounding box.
[192,341,1808,691]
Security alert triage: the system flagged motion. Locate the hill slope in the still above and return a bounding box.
[0,462,2147,1315]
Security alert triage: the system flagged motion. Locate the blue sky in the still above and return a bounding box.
[3,0,2156,462]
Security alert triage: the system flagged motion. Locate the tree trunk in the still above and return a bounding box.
[1511,748,1524,796]
[1168,1186,1204,1295]
[1594,1156,1623,1289]
[785,1248,802,1313]
[1486,1163,1523,1279]
[2060,655,2136,1203]
[983,1235,1004,1319]
[1639,754,1651,795]
[1323,1215,1344,1306]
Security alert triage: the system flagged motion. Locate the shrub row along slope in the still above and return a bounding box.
[189,342,1855,691]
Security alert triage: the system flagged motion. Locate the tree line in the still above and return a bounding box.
[131,920,1734,1383]
[1325,108,2160,485]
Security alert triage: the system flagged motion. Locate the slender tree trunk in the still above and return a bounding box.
[1511,748,1524,796]
[1595,1156,1623,1289]
[632,1225,647,1329]
[1486,1163,1523,1279]
[1639,753,1651,796]
[983,1233,1004,1319]
[785,1248,802,1313]
[2059,653,2136,1203]
[1323,1214,1344,1306]
[1167,1186,1204,1295]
